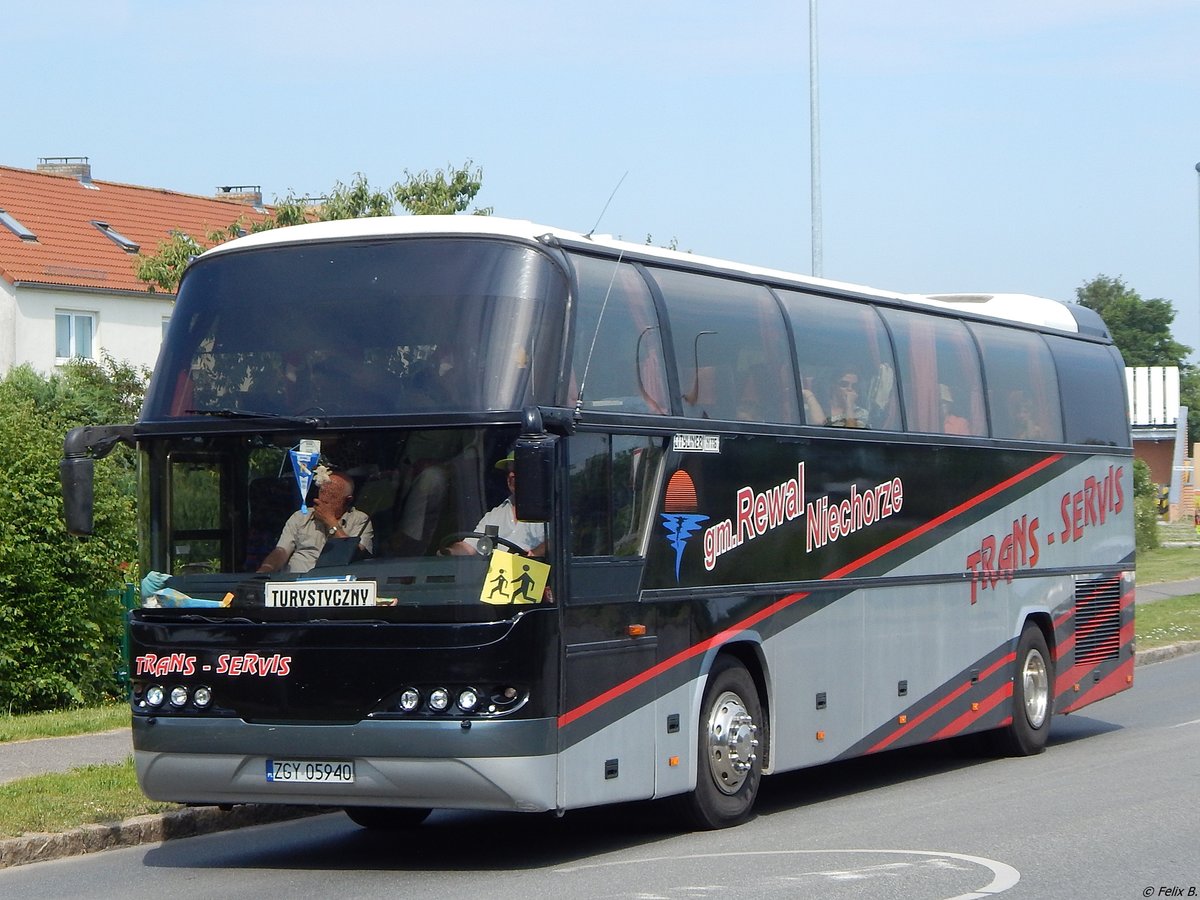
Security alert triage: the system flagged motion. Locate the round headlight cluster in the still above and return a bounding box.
[141,684,212,711]
[391,685,519,716]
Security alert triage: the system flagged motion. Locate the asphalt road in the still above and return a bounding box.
[1,651,1197,900]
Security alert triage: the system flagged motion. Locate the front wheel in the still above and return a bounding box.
[989,622,1054,756]
[677,656,763,829]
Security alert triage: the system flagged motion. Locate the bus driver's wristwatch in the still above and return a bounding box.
[328,524,338,535]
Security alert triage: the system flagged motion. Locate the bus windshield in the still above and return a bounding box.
[142,238,568,420]
[147,424,550,620]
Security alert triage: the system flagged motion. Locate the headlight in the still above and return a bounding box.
[192,686,213,709]
[429,688,450,711]
[457,689,479,712]
[169,685,189,708]
[145,685,165,708]
[398,688,421,712]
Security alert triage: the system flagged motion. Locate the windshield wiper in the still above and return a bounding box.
[186,407,322,426]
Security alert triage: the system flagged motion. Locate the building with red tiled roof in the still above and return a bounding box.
[0,158,269,374]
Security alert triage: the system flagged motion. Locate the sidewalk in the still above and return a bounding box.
[3,578,1199,868]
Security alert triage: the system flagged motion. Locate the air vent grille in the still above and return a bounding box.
[1074,576,1123,666]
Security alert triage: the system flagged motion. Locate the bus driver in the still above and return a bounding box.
[445,453,546,557]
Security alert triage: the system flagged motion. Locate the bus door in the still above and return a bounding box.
[557,432,665,810]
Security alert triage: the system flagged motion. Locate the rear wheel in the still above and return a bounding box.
[990,622,1054,756]
[344,806,432,830]
[678,656,763,829]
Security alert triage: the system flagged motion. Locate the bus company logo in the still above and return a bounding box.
[661,469,708,580]
[703,463,807,572]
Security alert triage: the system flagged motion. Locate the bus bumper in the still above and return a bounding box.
[132,715,559,813]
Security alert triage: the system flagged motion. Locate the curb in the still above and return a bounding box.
[2,642,1198,870]
[0,803,326,870]
[1135,639,1200,667]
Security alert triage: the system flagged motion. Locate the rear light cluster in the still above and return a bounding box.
[135,683,213,712]
[380,685,526,718]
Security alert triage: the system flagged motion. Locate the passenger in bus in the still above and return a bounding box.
[1006,390,1047,440]
[801,374,827,424]
[444,453,546,557]
[256,471,375,574]
[940,384,971,435]
[825,369,869,427]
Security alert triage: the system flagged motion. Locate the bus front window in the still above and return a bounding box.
[142,238,567,421]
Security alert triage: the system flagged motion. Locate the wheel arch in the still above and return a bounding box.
[707,639,771,770]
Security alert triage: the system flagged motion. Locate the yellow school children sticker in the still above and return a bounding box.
[480,551,550,605]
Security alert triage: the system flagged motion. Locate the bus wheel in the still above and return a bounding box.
[681,656,763,829]
[344,806,432,830]
[992,622,1054,756]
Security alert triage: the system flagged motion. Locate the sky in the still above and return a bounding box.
[6,1,1200,353]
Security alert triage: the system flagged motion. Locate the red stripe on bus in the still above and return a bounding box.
[558,453,1065,731]
[930,680,1013,741]
[867,651,1014,753]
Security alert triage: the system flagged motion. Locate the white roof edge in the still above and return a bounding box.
[200,217,1079,331]
[917,292,1079,332]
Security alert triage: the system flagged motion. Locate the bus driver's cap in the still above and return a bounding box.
[495,452,515,470]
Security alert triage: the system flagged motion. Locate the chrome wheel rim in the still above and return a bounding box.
[705,690,759,795]
[1022,648,1049,729]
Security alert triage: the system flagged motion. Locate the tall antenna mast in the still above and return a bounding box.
[810,0,823,278]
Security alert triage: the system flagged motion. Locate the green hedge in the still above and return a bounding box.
[0,360,142,713]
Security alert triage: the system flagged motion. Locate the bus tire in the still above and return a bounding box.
[679,656,763,829]
[344,806,432,830]
[992,622,1054,756]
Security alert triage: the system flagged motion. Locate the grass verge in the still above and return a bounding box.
[0,705,128,744]
[0,758,176,839]
[1136,545,1200,584]
[1135,593,1200,650]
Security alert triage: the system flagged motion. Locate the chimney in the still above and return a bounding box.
[215,185,264,210]
[38,156,93,182]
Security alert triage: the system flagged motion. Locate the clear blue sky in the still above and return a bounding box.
[7,1,1200,354]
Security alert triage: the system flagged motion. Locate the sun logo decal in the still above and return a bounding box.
[661,469,707,581]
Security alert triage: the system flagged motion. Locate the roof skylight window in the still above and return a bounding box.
[91,220,140,253]
[0,208,37,242]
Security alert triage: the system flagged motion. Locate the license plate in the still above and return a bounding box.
[266,759,355,784]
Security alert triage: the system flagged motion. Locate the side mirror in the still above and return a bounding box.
[60,424,136,537]
[513,434,556,523]
[60,457,96,536]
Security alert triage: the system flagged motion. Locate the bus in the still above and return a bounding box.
[61,216,1134,830]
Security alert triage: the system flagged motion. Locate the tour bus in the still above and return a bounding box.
[62,216,1133,830]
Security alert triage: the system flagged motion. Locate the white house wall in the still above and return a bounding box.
[0,279,16,373]
[14,284,171,375]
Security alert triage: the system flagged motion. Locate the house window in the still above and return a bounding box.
[56,311,95,360]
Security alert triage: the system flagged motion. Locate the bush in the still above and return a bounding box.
[1132,458,1160,552]
[0,359,143,713]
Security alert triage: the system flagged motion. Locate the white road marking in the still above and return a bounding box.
[557,848,1020,899]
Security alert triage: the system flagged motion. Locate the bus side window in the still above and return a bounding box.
[567,255,670,415]
[1045,337,1130,446]
[969,322,1064,442]
[649,269,798,424]
[779,290,901,430]
[569,433,665,557]
[883,309,986,437]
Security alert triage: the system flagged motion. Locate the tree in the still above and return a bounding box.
[0,357,147,712]
[392,162,491,216]
[1077,274,1200,461]
[135,162,490,293]
[1075,275,1192,366]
